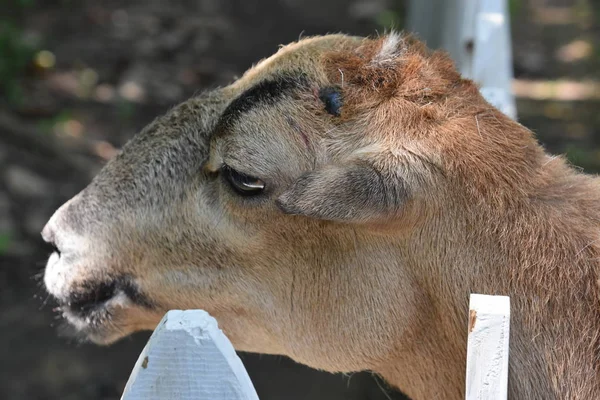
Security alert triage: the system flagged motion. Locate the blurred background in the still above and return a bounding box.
[0,0,599,399]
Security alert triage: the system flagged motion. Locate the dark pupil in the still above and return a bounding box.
[319,87,342,116]
[223,165,265,196]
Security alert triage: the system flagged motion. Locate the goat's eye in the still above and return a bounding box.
[222,165,265,196]
[319,87,342,116]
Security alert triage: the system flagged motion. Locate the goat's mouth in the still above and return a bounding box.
[56,282,128,344]
[63,280,118,318]
[54,277,156,344]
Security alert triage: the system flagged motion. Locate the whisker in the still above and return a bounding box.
[373,374,393,400]
[31,271,44,282]
[39,293,51,310]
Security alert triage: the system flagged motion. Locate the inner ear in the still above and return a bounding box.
[276,163,407,223]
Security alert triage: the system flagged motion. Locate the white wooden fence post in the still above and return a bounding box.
[407,0,517,119]
[121,310,260,400]
[465,294,511,400]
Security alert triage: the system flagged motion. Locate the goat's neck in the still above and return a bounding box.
[377,189,600,399]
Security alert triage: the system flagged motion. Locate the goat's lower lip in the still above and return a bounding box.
[59,297,112,321]
[62,280,118,318]
[49,276,155,343]
[57,288,130,344]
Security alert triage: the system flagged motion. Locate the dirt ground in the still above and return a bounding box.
[0,0,598,399]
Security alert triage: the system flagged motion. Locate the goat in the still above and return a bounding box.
[43,33,600,399]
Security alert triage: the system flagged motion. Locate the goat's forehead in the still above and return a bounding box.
[204,36,361,171]
[229,34,362,91]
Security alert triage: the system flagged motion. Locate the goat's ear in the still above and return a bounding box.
[276,163,406,223]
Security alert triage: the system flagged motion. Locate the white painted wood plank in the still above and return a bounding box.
[407,0,517,119]
[472,0,516,119]
[121,310,259,400]
[465,294,510,400]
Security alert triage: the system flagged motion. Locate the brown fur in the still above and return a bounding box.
[43,33,600,399]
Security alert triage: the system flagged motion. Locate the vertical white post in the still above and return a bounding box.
[407,0,517,119]
[471,0,516,119]
[121,310,259,400]
[465,294,510,400]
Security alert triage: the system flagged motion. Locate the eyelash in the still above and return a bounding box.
[221,164,266,197]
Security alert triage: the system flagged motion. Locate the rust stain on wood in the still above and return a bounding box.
[469,309,477,333]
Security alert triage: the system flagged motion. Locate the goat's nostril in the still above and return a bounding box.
[41,224,61,255]
[49,241,61,256]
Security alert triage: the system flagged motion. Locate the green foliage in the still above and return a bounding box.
[375,1,405,30]
[0,21,36,104]
[376,9,404,30]
[16,0,35,7]
[36,110,74,134]
[0,233,11,255]
[0,0,39,105]
[117,99,136,122]
[565,144,600,173]
[508,0,522,18]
